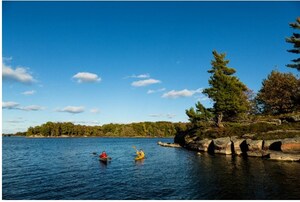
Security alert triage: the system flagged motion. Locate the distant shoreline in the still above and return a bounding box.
[8,135,174,139]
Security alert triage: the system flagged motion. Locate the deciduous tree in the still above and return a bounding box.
[256,70,299,114]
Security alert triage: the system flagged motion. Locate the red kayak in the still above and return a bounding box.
[99,157,111,164]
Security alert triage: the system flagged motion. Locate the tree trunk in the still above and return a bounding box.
[216,113,224,128]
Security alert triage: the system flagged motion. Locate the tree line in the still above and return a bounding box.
[186,17,300,127]
[26,121,188,137]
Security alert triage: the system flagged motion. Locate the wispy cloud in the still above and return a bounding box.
[162,88,202,99]
[3,101,19,109]
[21,90,36,95]
[2,101,44,111]
[19,105,45,111]
[56,106,85,114]
[147,88,166,94]
[3,56,13,62]
[195,95,210,102]
[131,78,161,87]
[6,120,24,123]
[73,72,101,83]
[125,73,150,79]
[2,63,36,84]
[72,120,101,125]
[90,108,100,114]
[148,114,161,117]
[148,113,176,119]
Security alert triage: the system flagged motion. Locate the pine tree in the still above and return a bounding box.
[186,101,213,125]
[286,17,300,71]
[203,50,250,127]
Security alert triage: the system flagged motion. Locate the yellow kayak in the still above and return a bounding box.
[135,155,145,161]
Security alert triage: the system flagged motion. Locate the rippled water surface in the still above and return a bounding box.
[2,137,300,199]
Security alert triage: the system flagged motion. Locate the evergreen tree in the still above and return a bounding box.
[256,70,299,114]
[203,50,250,127]
[286,17,300,71]
[186,101,213,124]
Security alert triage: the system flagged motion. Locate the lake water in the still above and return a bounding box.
[2,136,300,199]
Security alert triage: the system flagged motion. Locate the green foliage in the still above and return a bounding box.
[25,121,188,138]
[286,17,300,71]
[186,102,213,125]
[202,50,250,123]
[256,70,300,114]
[186,121,300,140]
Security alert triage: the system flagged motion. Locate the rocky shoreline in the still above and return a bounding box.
[174,135,300,162]
[157,141,181,148]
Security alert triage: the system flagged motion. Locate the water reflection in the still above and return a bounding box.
[189,152,300,199]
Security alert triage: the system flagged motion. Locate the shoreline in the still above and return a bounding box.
[24,135,175,139]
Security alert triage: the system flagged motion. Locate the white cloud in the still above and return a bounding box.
[148,113,176,119]
[166,114,176,119]
[57,106,85,114]
[136,74,150,78]
[124,73,150,79]
[72,120,101,125]
[148,114,162,117]
[73,72,101,83]
[195,95,210,102]
[162,88,203,99]
[2,63,36,84]
[90,108,100,114]
[3,56,13,62]
[147,88,166,94]
[3,101,44,111]
[131,79,161,87]
[19,105,44,111]
[21,90,36,95]
[3,101,19,109]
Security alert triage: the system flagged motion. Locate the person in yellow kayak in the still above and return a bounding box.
[136,149,145,159]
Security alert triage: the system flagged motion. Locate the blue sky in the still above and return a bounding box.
[2,1,300,133]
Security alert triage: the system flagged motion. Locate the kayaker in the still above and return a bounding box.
[137,149,145,158]
[99,151,108,158]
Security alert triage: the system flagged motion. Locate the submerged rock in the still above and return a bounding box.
[213,137,232,155]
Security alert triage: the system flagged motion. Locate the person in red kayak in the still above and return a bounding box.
[99,151,108,158]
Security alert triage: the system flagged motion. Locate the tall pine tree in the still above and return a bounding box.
[203,50,250,127]
[286,17,300,71]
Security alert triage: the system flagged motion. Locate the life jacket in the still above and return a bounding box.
[100,153,107,158]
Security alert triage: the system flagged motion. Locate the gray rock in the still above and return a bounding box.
[231,136,246,155]
[213,137,232,155]
[195,138,213,152]
[269,151,300,161]
[246,139,263,151]
[242,133,256,139]
[157,141,181,148]
[184,135,199,145]
[281,137,300,153]
[247,151,263,157]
